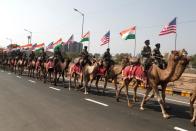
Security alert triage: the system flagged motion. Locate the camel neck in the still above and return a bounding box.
[169,62,186,82]
[157,54,177,81]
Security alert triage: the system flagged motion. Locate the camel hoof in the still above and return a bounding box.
[163,114,170,119]
[140,107,145,111]
[116,98,120,102]
[84,92,88,95]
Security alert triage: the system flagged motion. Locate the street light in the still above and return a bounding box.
[6,37,12,44]
[73,8,84,36]
[24,29,32,44]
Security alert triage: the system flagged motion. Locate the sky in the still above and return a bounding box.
[0,0,196,55]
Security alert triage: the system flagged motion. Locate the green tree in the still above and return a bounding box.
[191,54,196,68]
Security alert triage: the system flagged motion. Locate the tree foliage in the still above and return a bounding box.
[191,54,196,68]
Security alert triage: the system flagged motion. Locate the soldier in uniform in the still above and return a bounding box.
[141,40,152,71]
[29,51,35,61]
[80,46,90,66]
[54,47,64,62]
[40,48,47,62]
[152,43,166,69]
[102,48,114,71]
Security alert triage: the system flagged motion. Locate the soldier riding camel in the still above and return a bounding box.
[102,48,114,75]
[141,40,152,72]
[152,43,167,69]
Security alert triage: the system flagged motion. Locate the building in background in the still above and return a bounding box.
[64,41,83,53]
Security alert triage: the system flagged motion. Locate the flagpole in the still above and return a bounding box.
[174,17,177,50]
[133,26,136,56]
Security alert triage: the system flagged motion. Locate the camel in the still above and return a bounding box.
[27,59,36,77]
[88,61,122,96]
[144,49,190,105]
[138,50,187,119]
[82,60,99,94]
[69,63,81,90]
[190,86,196,126]
[45,57,71,86]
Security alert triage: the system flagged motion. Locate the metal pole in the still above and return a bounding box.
[134,27,137,56]
[82,14,84,36]
[174,17,177,50]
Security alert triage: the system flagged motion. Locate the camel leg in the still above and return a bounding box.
[69,73,72,91]
[190,93,196,117]
[62,71,65,88]
[74,74,78,90]
[113,78,118,96]
[116,80,125,102]
[84,77,89,95]
[153,85,170,119]
[102,77,108,95]
[95,76,100,93]
[124,82,132,107]
[133,81,139,102]
[140,86,152,110]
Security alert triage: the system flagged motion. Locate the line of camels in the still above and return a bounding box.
[1,49,195,126]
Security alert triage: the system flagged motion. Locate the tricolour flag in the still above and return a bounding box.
[120,26,136,40]
[20,44,32,49]
[80,31,90,43]
[100,31,110,46]
[52,38,62,48]
[46,42,54,52]
[33,43,45,51]
[62,35,74,46]
[159,17,176,36]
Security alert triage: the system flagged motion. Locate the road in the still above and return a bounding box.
[0,70,195,131]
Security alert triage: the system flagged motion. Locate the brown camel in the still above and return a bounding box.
[190,86,196,126]
[82,60,99,94]
[144,50,190,105]
[139,50,183,119]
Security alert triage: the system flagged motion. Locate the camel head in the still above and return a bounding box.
[170,50,180,62]
[178,49,190,67]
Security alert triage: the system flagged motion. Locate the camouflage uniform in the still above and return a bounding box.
[103,48,114,71]
[29,51,35,61]
[152,43,166,69]
[54,48,63,62]
[141,40,152,70]
[80,46,90,66]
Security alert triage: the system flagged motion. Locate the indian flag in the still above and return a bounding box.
[53,38,62,48]
[33,43,45,51]
[80,31,90,43]
[120,26,136,40]
[20,44,32,49]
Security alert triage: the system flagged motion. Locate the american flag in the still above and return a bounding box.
[101,31,110,46]
[159,17,176,36]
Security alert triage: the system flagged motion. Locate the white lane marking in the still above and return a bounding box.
[28,80,36,83]
[16,76,21,79]
[174,126,188,131]
[85,98,109,107]
[49,87,61,91]
[8,73,11,75]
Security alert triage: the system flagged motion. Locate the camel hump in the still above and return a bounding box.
[130,57,140,64]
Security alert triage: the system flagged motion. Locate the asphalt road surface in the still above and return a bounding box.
[0,70,195,131]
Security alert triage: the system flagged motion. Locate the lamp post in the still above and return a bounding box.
[24,29,32,44]
[74,8,84,52]
[74,8,84,36]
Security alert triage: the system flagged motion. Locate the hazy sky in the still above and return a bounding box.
[0,0,196,55]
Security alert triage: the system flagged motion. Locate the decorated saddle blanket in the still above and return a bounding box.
[97,66,106,76]
[46,61,54,69]
[122,65,146,81]
[70,64,81,74]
